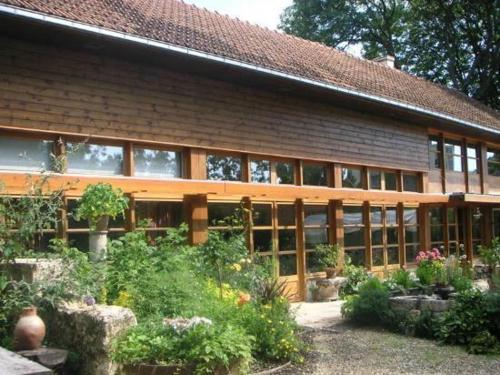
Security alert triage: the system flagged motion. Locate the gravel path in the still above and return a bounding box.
[277,322,500,375]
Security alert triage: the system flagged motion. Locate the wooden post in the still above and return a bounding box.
[330,200,344,270]
[241,154,250,183]
[125,193,136,232]
[398,203,405,266]
[295,160,303,186]
[363,201,371,269]
[482,207,493,245]
[57,196,68,241]
[463,138,469,193]
[187,148,207,180]
[465,207,473,260]
[440,133,447,193]
[333,164,343,188]
[479,143,488,194]
[185,194,208,245]
[123,142,134,177]
[419,204,430,250]
[295,199,306,301]
[242,197,253,253]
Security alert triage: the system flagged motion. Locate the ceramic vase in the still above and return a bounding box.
[13,306,46,351]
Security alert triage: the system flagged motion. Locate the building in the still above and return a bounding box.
[0,0,499,300]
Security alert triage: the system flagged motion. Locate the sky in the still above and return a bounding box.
[184,0,363,57]
[184,0,293,30]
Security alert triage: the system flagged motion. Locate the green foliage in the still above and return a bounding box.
[479,238,500,269]
[280,0,499,109]
[75,183,128,230]
[340,257,369,297]
[250,274,288,305]
[388,269,417,290]
[435,289,490,348]
[313,243,341,269]
[416,260,442,286]
[341,278,390,325]
[468,331,498,355]
[112,322,253,374]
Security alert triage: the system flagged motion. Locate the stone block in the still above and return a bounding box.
[43,302,137,375]
[389,296,419,311]
[0,258,64,283]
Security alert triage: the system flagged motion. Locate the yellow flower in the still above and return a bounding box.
[230,263,242,272]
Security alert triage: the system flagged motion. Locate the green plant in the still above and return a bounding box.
[251,274,288,305]
[74,183,128,231]
[341,278,390,325]
[112,321,253,374]
[479,238,500,269]
[468,331,498,355]
[314,244,341,269]
[415,249,445,285]
[389,269,417,290]
[340,256,369,297]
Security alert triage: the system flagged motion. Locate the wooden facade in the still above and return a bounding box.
[1,32,499,301]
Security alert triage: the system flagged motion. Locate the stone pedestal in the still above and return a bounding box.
[313,277,347,302]
[0,258,63,283]
[43,302,137,375]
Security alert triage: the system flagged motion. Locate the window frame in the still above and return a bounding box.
[132,143,184,179]
[444,139,464,172]
[343,204,366,266]
[65,138,125,176]
[206,152,243,182]
[487,148,500,176]
[303,203,330,274]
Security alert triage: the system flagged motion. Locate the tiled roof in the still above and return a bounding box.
[1,0,499,131]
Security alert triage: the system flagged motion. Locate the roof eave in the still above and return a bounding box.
[0,3,499,137]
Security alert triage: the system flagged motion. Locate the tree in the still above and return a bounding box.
[280,0,500,109]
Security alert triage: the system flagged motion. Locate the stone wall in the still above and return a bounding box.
[0,258,64,283]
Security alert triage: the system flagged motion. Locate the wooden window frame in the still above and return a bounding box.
[466,144,480,174]
[303,203,330,275]
[369,205,400,270]
[341,165,364,189]
[403,206,420,266]
[487,148,500,176]
[343,204,366,266]
[206,152,243,182]
[131,143,185,179]
[301,161,330,187]
[444,139,464,173]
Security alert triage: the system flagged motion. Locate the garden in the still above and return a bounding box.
[0,181,305,374]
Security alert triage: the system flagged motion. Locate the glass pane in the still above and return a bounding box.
[468,158,478,173]
[279,254,297,276]
[342,167,362,188]
[445,141,462,156]
[278,229,296,251]
[345,227,365,247]
[134,148,181,178]
[429,137,440,153]
[403,174,419,192]
[448,226,457,241]
[487,149,500,176]
[343,206,363,225]
[404,208,418,225]
[430,208,443,225]
[253,230,273,252]
[67,200,89,229]
[135,201,184,228]
[67,143,123,175]
[371,228,383,246]
[472,224,481,239]
[304,205,328,226]
[467,146,477,158]
[431,226,444,242]
[495,210,500,237]
[303,163,327,186]
[0,137,53,171]
[385,172,397,190]
[306,252,323,273]
[488,162,500,176]
[68,232,89,252]
[387,227,399,245]
[305,228,328,249]
[447,208,457,223]
[276,162,294,184]
[370,207,383,225]
[278,205,295,226]
[208,203,240,226]
[405,226,419,244]
[430,152,441,169]
[406,244,419,264]
[346,249,365,266]
[252,204,272,226]
[206,154,241,181]
[369,170,381,189]
[250,160,271,183]
[387,247,400,264]
[386,207,398,225]
[372,248,384,267]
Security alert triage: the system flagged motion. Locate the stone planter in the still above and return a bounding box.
[313,277,347,302]
[89,231,108,262]
[434,285,454,300]
[121,359,243,375]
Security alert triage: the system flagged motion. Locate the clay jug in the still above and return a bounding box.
[14,306,46,351]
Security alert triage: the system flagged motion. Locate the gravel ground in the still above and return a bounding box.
[275,322,500,375]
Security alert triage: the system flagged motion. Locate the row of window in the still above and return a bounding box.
[429,136,500,176]
[0,135,420,191]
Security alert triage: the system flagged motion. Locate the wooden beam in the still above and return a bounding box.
[465,207,473,261]
[363,201,371,269]
[479,143,488,194]
[295,199,306,301]
[398,203,405,266]
[187,148,207,180]
[185,194,208,245]
[330,200,344,270]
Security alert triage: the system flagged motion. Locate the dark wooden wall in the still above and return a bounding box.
[0,36,429,171]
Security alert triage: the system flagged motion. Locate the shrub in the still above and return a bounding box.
[468,331,498,355]
[341,278,390,325]
[112,321,253,374]
[313,244,341,269]
[340,257,369,297]
[388,269,417,290]
[415,249,445,285]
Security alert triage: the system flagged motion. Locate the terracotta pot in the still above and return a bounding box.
[93,215,110,232]
[325,267,337,279]
[13,307,46,351]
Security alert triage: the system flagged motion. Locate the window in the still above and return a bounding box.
[277,204,297,276]
[66,199,125,250]
[471,209,482,257]
[135,201,184,238]
[343,205,365,266]
[304,204,330,273]
[403,173,419,192]
[447,207,464,257]
[494,209,500,238]
[66,143,123,175]
[429,207,444,252]
[251,203,273,253]
[134,147,182,178]
[444,139,463,172]
[429,136,442,169]
[303,163,328,186]
[368,169,397,190]
[487,149,500,176]
[208,202,242,228]
[276,162,295,184]
[466,145,479,174]
[342,167,362,188]
[0,136,54,172]
[370,206,399,267]
[404,208,419,263]
[250,159,271,183]
[206,154,241,181]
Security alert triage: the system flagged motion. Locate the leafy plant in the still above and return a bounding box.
[468,331,498,355]
[74,183,128,231]
[341,278,390,325]
[251,274,288,305]
[479,238,500,288]
[340,256,369,297]
[389,269,417,290]
[415,249,445,285]
[314,244,341,269]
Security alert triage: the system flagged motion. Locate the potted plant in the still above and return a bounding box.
[75,183,128,261]
[314,244,341,278]
[479,238,500,290]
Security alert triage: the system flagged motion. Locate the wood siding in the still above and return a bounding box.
[0,37,429,171]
